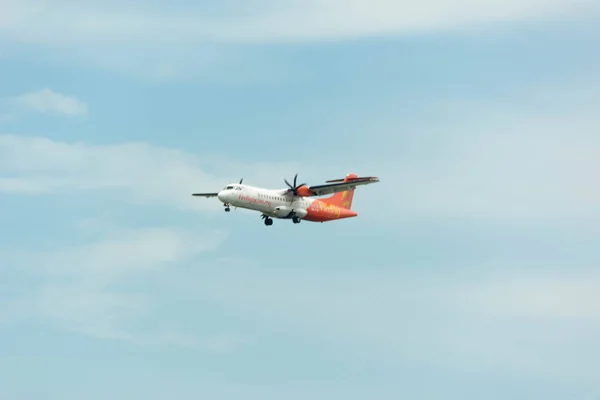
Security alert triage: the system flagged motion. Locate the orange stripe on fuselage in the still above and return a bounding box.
[304,199,358,222]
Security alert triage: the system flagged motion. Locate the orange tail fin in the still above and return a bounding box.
[322,173,358,209]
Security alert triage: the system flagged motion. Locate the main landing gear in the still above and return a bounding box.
[261,214,301,226]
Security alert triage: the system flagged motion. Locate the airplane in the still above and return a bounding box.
[191,173,379,226]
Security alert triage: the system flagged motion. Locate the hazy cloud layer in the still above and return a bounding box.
[2,226,229,347]
[2,81,599,223]
[170,260,600,387]
[0,0,592,44]
[9,89,88,116]
[1,5,599,397]
[1,0,596,80]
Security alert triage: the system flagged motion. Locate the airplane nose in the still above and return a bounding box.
[217,191,225,202]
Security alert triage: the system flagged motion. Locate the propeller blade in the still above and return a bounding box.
[284,174,305,196]
[239,178,243,184]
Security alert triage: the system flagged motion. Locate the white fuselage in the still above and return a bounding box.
[217,183,312,219]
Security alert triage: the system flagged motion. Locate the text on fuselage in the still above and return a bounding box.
[238,194,271,207]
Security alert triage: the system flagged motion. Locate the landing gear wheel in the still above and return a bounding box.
[264,217,273,226]
[224,203,230,212]
[292,216,301,224]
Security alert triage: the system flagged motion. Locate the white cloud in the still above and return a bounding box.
[38,227,227,284]
[1,81,599,224]
[0,0,593,46]
[0,133,335,213]
[1,226,228,345]
[1,0,595,80]
[10,88,88,116]
[359,82,600,223]
[206,0,592,43]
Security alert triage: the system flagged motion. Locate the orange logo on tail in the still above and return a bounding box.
[340,191,351,208]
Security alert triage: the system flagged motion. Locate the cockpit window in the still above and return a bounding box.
[223,185,242,190]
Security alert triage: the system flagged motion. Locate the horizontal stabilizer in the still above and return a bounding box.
[325,176,379,183]
[192,193,219,197]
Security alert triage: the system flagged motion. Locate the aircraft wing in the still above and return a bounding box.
[192,192,219,197]
[307,176,379,196]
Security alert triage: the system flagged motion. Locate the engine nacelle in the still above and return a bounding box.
[296,186,313,197]
[292,208,307,219]
[273,206,307,219]
[273,206,291,218]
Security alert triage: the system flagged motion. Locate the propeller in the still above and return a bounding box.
[284,173,307,196]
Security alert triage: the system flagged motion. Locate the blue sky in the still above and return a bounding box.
[1,0,600,399]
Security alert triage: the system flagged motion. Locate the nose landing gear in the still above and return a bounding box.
[224,203,230,212]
